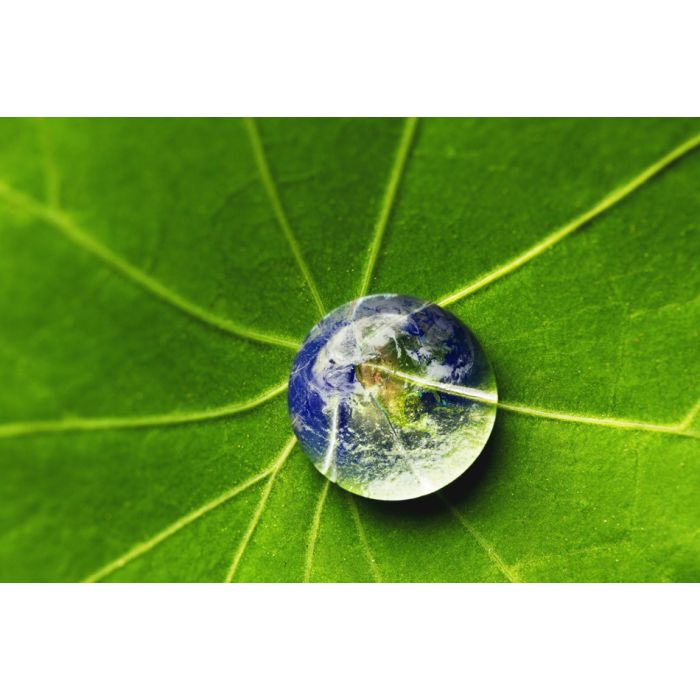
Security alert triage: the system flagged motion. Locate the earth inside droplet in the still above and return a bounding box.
[288,294,497,501]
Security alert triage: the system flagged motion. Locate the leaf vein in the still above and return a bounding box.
[368,364,699,439]
[304,479,330,582]
[0,380,288,439]
[440,494,519,582]
[347,494,382,582]
[358,117,419,297]
[33,118,60,207]
[243,117,326,317]
[224,436,297,582]
[438,131,700,306]
[0,181,300,351]
[83,464,277,582]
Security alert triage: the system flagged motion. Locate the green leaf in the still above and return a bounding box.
[0,117,698,582]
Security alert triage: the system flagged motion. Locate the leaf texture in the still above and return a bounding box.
[0,117,698,582]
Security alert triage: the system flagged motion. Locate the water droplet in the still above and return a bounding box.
[288,294,497,501]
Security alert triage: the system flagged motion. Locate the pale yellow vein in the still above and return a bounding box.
[497,400,699,439]
[367,364,699,439]
[438,132,700,307]
[439,494,519,583]
[33,118,60,207]
[363,363,497,404]
[224,436,297,582]
[83,465,276,582]
[679,398,700,430]
[243,117,326,318]
[358,117,419,297]
[0,380,288,439]
[0,180,301,351]
[346,493,382,582]
[512,541,631,574]
[304,479,330,582]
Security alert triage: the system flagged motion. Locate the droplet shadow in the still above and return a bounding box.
[356,412,507,522]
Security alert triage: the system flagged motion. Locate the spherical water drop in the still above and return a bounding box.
[288,294,497,501]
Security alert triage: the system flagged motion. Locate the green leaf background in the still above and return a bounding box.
[0,118,698,582]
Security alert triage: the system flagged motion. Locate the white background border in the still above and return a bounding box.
[1,0,699,115]
[1,1,698,697]
[1,585,697,699]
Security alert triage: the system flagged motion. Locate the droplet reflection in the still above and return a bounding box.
[288,294,497,501]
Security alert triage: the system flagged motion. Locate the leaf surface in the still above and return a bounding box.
[0,117,698,582]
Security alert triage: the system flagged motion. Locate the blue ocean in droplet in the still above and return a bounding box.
[288,294,497,500]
